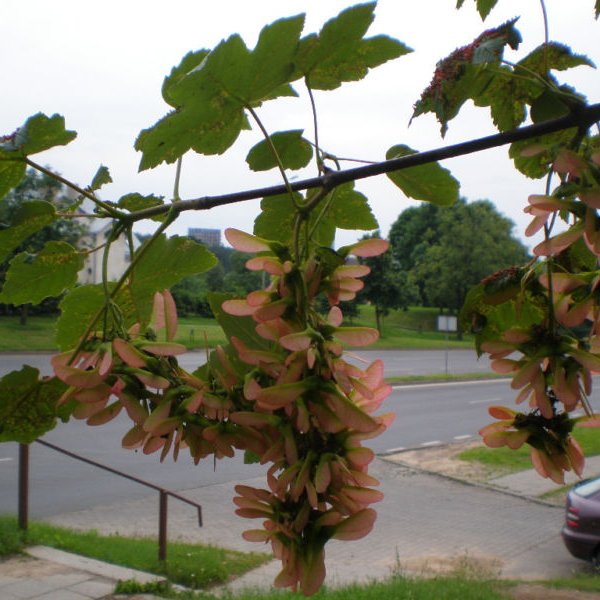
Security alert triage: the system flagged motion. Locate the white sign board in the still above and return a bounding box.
[437,315,457,332]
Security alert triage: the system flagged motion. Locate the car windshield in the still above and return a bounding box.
[574,478,600,498]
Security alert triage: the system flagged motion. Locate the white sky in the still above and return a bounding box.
[2,0,599,249]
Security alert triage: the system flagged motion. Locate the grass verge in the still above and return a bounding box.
[387,372,507,385]
[457,426,600,476]
[113,574,513,599]
[543,573,600,593]
[0,515,268,590]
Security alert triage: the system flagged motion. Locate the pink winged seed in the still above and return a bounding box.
[332,508,377,541]
[225,228,272,253]
[333,327,379,347]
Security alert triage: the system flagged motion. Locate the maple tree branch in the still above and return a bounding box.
[123,102,600,223]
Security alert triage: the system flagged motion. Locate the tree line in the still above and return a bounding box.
[1,171,529,329]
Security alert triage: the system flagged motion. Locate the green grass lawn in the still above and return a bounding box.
[206,576,512,600]
[0,515,268,590]
[176,317,227,348]
[0,316,58,351]
[458,425,600,475]
[0,305,471,352]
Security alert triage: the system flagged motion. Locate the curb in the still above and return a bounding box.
[378,453,563,509]
[26,545,166,585]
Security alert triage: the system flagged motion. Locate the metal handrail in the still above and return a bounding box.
[18,440,202,562]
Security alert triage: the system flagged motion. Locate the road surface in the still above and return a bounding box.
[1,350,597,517]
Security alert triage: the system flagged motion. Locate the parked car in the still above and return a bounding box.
[562,477,600,566]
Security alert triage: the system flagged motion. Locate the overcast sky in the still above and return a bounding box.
[3,1,599,248]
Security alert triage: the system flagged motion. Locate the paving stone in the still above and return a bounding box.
[34,591,92,600]
[68,578,116,598]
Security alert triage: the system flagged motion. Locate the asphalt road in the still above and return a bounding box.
[0,348,490,378]
[1,350,596,518]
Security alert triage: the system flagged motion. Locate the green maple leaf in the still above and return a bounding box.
[254,192,335,247]
[0,367,67,443]
[472,43,592,132]
[246,130,313,172]
[254,183,376,248]
[90,165,112,191]
[0,161,26,200]
[456,0,499,20]
[0,113,76,157]
[0,113,76,198]
[118,192,165,221]
[509,128,578,178]
[518,42,595,74]
[0,201,56,263]
[386,145,459,206]
[135,102,247,170]
[0,241,83,306]
[295,3,411,90]
[474,67,530,130]
[55,283,137,350]
[412,19,521,135]
[129,235,218,323]
[136,16,304,171]
[324,183,378,231]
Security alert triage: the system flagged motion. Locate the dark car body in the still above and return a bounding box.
[562,477,600,564]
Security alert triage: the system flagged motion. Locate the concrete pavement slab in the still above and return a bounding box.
[41,457,593,595]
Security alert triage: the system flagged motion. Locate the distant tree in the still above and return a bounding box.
[357,232,418,333]
[391,199,530,315]
[389,202,440,272]
[0,169,85,323]
[223,250,263,295]
[171,246,263,317]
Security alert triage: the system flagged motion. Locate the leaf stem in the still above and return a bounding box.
[25,158,123,219]
[539,0,549,62]
[543,171,556,335]
[173,157,183,201]
[306,82,323,176]
[246,105,300,209]
[306,187,336,242]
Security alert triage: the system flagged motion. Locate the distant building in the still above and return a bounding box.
[78,219,136,285]
[188,227,221,247]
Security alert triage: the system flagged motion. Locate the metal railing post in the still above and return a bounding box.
[18,443,29,530]
[158,490,168,562]
[29,439,203,563]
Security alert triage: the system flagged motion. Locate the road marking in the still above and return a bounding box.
[421,440,442,447]
[454,434,472,440]
[468,397,501,405]
[0,458,13,463]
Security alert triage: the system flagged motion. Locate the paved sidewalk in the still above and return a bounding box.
[490,455,600,496]
[2,454,595,599]
[0,545,162,599]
